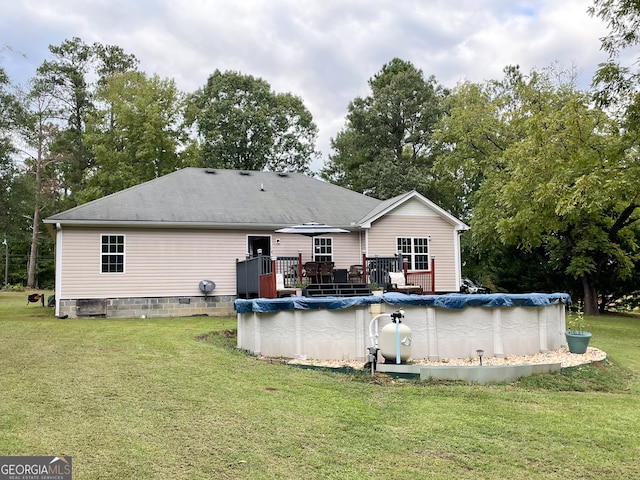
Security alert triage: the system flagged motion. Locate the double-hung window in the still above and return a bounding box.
[101,234,125,273]
[313,237,333,262]
[397,237,430,271]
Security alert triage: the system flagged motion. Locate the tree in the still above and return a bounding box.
[0,64,25,281]
[0,64,19,173]
[322,58,448,202]
[435,66,640,315]
[79,71,186,201]
[590,0,640,57]
[589,1,640,126]
[16,78,68,288]
[588,0,640,312]
[35,37,138,204]
[186,70,318,173]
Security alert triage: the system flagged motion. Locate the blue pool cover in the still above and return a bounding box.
[234,292,572,314]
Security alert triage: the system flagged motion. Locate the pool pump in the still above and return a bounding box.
[368,310,411,374]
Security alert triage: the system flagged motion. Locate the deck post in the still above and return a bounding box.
[430,257,435,294]
[362,252,367,284]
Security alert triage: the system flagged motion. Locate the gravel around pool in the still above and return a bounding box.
[283,346,607,370]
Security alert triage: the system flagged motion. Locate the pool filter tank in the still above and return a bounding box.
[379,310,412,363]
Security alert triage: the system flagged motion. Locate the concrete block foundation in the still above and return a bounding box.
[59,294,236,318]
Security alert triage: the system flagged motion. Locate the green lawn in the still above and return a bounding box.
[1,290,639,479]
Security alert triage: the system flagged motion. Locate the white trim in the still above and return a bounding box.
[54,224,63,317]
[364,230,370,256]
[396,236,431,271]
[454,230,464,291]
[246,234,273,257]
[359,191,469,230]
[313,236,334,262]
[100,233,126,274]
[44,219,355,231]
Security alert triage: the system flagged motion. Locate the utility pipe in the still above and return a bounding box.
[396,319,401,364]
[368,312,390,351]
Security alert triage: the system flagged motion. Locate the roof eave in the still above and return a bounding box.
[359,190,469,229]
[43,219,362,231]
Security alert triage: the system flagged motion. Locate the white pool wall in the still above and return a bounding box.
[236,300,567,362]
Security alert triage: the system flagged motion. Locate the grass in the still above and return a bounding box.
[1,290,640,479]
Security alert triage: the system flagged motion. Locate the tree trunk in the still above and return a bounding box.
[27,133,43,289]
[26,207,40,289]
[581,275,599,316]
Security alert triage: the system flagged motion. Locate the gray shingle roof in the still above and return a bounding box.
[45,168,383,229]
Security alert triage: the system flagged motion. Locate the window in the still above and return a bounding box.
[313,237,333,262]
[397,237,430,271]
[101,234,125,273]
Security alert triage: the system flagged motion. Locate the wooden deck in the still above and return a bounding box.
[237,253,435,299]
[303,282,371,297]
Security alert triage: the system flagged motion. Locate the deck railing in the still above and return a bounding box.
[363,255,402,286]
[237,253,435,298]
[363,255,435,294]
[406,258,436,294]
[237,253,303,298]
[236,254,273,299]
[276,254,303,287]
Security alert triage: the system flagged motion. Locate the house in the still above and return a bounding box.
[44,168,469,318]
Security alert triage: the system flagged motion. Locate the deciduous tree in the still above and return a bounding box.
[35,37,138,203]
[0,64,26,271]
[435,66,639,314]
[80,71,185,201]
[186,70,318,173]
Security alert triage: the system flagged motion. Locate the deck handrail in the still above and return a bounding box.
[405,258,436,294]
[362,254,403,286]
[238,253,435,298]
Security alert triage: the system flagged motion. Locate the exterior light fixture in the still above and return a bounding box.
[476,349,484,366]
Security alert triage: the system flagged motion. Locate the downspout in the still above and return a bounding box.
[364,228,369,257]
[54,223,63,317]
[454,228,465,292]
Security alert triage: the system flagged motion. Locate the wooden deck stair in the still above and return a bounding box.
[303,283,371,297]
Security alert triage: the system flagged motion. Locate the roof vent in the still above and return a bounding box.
[240,171,251,176]
[277,172,289,177]
[205,169,217,174]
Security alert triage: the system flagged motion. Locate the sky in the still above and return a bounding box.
[1,0,613,172]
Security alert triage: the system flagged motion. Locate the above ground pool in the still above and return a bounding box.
[235,292,571,362]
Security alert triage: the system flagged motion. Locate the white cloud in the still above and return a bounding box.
[1,0,614,172]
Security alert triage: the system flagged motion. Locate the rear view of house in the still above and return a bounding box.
[44,168,468,318]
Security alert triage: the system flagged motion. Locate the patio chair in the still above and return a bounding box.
[348,264,363,283]
[276,273,297,297]
[387,271,423,294]
[319,262,334,283]
[304,262,320,284]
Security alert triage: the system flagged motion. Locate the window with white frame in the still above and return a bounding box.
[101,234,125,273]
[313,237,333,262]
[397,237,430,270]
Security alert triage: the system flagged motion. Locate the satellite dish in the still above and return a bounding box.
[199,280,216,294]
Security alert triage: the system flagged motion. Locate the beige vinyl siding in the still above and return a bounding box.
[330,233,364,270]
[271,232,363,269]
[366,200,461,292]
[60,227,241,298]
[59,226,365,299]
